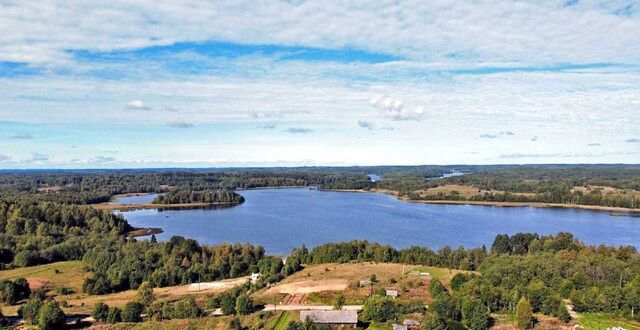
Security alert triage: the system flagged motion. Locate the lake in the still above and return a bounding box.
[110,193,159,205]
[120,188,640,255]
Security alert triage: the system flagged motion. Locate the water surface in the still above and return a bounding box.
[121,188,640,255]
[111,193,160,205]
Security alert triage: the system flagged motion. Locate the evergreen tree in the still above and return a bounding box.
[516,297,533,329]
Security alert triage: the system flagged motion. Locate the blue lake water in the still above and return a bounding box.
[120,188,640,255]
[111,193,159,205]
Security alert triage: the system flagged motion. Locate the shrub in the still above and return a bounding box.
[122,301,144,322]
[18,298,43,324]
[38,300,65,330]
[92,302,110,322]
[462,298,489,330]
[362,297,398,322]
[106,307,122,324]
[236,294,254,316]
[516,297,533,329]
[137,281,154,306]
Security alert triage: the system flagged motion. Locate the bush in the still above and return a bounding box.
[236,294,254,316]
[92,302,110,322]
[462,298,489,330]
[429,278,448,297]
[173,296,202,319]
[18,298,43,324]
[333,293,345,310]
[38,300,66,330]
[219,293,236,315]
[122,301,144,322]
[137,281,154,306]
[516,297,533,329]
[421,312,446,330]
[362,297,398,322]
[106,307,122,324]
[557,303,571,323]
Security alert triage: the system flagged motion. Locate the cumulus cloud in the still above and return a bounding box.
[167,121,194,128]
[370,96,425,121]
[626,138,640,143]
[126,100,151,110]
[10,133,33,139]
[0,154,11,162]
[286,127,313,134]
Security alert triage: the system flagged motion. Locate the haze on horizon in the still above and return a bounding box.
[1,1,640,169]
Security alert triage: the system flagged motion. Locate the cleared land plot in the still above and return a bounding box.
[255,263,464,306]
[59,276,250,314]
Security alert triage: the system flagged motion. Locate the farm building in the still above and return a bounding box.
[392,325,408,330]
[403,319,421,329]
[386,289,398,298]
[300,310,358,328]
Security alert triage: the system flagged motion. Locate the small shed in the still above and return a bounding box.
[300,310,358,328]
[251,273,261,284]
[386,289,398,298]
[392,324,408,330]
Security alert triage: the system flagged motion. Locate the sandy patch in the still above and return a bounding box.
[27,278,50,291]
[266,279,349,295]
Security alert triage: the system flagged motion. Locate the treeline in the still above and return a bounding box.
[0,171,372,204]
[286,232,640,324]
[379,167,640,209]
[0,200,129,268]
[82,236,284,294]
[152,189,244,204]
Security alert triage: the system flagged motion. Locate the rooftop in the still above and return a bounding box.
[300,310,358,324]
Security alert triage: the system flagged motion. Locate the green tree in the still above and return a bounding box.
[235,294,254,316]
[92,302,110,322]
[421,312,446,330]
[516,297,533,329]
[137,281,154,306]
[18,298,43,325]
[429,278,448,298]
[229,317,243,330]
[333,293,345,310]
[556,302,571,323]
[362,297,397,322]
[219,293,236,315]
[122,301,144,322]
[38,300,65,330]
[106,307,122,324]
[462,298,489,330]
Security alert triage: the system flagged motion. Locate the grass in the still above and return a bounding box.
[0,260,87,292]
[270,310,293,330]
[366,321,392,330]
[579,313,640,330]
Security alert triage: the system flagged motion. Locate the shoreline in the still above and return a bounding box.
[327,188,640,214]
[92,201,242,211]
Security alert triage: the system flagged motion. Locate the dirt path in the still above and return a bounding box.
[262,304,362,311]
[265,279,349,295]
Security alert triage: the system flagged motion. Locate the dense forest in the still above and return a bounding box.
[0,200,128,268]
[0,170,373,204]
[152,189,244,204]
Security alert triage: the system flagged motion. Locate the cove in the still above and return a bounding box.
[120,188,640,255]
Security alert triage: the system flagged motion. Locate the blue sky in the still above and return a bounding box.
[1,1,639,168]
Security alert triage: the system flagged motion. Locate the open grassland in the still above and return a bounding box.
[103,311,281,330]
[58,276,250,314]
[577,313,640,330]
[254,262,465,306]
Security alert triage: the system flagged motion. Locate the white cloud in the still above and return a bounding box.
[126,100,150,110]
[286,127,313,134]
[1,1,639,66]
[0,154,11,162]
[370,96,426,121]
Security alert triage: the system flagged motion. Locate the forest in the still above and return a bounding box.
[152,189,245,204]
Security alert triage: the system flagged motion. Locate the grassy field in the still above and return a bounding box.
[578,313,640,330]
[269,310,294,330]
[254,262,465,306]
